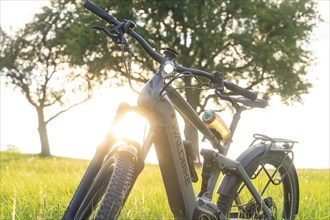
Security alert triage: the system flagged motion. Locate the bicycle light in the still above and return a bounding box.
[162,61,175,78]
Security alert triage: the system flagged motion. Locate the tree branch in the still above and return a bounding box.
[197,93,218,114]
[45,95,91,125]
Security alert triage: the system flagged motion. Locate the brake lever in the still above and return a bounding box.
[215,90,240,109]
[91,25,129,46]
[211,71,224,92]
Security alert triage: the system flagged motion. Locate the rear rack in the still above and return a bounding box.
[242,133,298,202]
[250,133,298,149]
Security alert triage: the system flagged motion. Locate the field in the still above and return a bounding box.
[1,152,329,219]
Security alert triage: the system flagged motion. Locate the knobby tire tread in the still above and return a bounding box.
[74,156,115,219]
[95,153,136,220]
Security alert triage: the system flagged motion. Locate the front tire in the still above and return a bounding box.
[74,149,136,220]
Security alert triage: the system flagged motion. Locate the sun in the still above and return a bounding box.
[111,111,150,144]
[48,86,159,164]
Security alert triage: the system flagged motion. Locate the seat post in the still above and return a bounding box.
[223,105,246,154]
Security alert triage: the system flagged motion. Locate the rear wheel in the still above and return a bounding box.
[74,149,136,220]
[218,151,299,219]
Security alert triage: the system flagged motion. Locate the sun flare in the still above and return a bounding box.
[111,111,150,143]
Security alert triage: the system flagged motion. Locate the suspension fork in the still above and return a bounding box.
[104,102,158,172]
[63,103,129,219]
[64,102,154,219]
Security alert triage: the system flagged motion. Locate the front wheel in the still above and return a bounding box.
[217,151,299,219]
[73,148,136,220]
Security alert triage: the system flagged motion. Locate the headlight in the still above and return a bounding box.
[161,61,175,78]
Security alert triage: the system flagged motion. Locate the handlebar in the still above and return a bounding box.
[84,0,165,63]
[175,65,257,100]
[83,0,257,101]
[84,0,119,25]
[224,81,257,101]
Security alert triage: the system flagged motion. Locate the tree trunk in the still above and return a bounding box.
[184,118,201,164]
[37,108,51,157]
[183,78,201,165]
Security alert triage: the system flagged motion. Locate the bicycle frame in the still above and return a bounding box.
[64,70,273,220]
[62,2,297,219]
[94,70,272,219]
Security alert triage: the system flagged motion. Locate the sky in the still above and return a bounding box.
[0,0,329,168]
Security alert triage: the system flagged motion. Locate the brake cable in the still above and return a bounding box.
[120,38,140,94]
[92,23,140,94]
[159,71,215,98]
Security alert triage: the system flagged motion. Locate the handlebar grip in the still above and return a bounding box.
[84,0,165,64]
[84,0,119,25]
[224,81,257,101]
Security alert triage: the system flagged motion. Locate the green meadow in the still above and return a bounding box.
[1,152,329,219]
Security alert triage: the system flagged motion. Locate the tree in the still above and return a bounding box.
[0,2,103,156]
[3,0,319,158]
[57,0,319,162]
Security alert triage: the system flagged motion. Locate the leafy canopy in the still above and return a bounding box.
[57,0,319,107]
[0,1,102,123]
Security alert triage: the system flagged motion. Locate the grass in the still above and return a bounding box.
[1,151,329,219]
[0,152,90,219]
[296,169,330,220]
